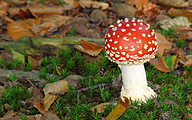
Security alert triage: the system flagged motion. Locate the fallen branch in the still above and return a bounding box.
[49,83,109,102]
[0,68,59,80]
[0,36,104,56]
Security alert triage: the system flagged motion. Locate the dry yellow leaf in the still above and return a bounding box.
[104,97,131,120]
[43,80,68,111]
[90,102,110,113]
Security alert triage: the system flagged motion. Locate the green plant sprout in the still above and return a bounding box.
[6,61,16,69]
[46,76,58,83]
[184,65,192,76]
[59,49,72,61]
[41,56,50,66]
[29,109,40,115]
[0,106,4,117]
[61,68,69,79]
[176,37,186,48]
[18,113,27,120]
[53,101,64,118]
[24,62,32,71]
[14,59,22,66]
[0,86,31,115]
[68,27,77,36]
[160,27,175,38]
[8,73,16,81]
[0,57,3,66]
[84,61,99,76]
[39,67,47,79]
[50,56,60,73]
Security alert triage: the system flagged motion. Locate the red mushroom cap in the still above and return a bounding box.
[105,18,158,65]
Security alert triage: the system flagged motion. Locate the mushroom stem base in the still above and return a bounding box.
[120,86,157,103]
[119,64,157,103]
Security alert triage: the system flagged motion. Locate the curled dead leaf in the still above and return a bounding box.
[74,39,104,56]
[19,8,38,19]
[155,32,173,57]
[34,101,56,114]
[43,80,68,111]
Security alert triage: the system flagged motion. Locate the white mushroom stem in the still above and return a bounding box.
[119,64,157,102]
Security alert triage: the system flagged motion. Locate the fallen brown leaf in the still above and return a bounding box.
[90,102,110,113]
[19,8,38,19]
[35,114,43,120]
[180,55,192,66]
[34,101,56,114]
[3,110,16,118]
[43,80,68,111]
[150,58,171,72]
[155,32,173,57]
[28,86,44,108]
[5,17,35,41]
[43,113,60,120]
[125,0,148,10]
[167,8,192,23]
[78,0,109,10]
[50,25,73,38]
[40,14,71,31]
[0,0,9,10]
[18,19,41,30]
[143,2,160,20]
[149,55,179,72]
[74,39,104,56]
[62,0,79,10]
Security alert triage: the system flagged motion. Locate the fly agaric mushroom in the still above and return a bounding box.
[105,18,158,102]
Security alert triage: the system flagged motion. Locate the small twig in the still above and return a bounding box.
[179,107,186,116]
[103,16,109,29]
[49,83,109,96]
[128,105,137,109]
[56,45,59,58]
[25,78,36,87]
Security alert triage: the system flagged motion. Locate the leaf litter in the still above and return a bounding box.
[0,0,192,119]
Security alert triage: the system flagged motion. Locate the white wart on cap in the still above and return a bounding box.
[105,18,158,65]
